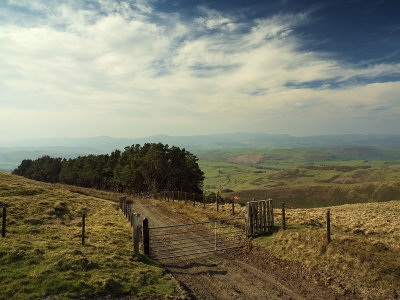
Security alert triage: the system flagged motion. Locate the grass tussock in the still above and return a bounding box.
[0,173,176,300]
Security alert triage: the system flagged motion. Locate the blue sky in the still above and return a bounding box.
[0,0,399,141]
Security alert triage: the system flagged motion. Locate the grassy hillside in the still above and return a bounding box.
[200,156,400,207]
[199,146,400,193]
[0,173,176,299]
[254,200,400,299]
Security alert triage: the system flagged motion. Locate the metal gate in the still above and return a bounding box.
[148,217,245,260]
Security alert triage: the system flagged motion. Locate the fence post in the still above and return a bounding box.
[214,221,217,251]
[326,210,331,243]
[263,200,267,233]
[282,203,286,230]
[246,202,253,237]
[270,199,274,230]
[216,193,219,212]
[2,206,6,238]
[184,192,187,204]
[232,197,235,216]
[266,200,271,232]
[193,193,195,207]
[245,202,249,237]
[82,213,85,245]
[143,218,150,256]
[203,194,206,209]
[253,202,258,235]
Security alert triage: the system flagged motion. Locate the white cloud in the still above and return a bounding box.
[0,0,399,140]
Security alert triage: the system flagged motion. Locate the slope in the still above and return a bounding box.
[0,173,176,299]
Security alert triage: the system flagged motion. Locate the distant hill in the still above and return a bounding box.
[2,133,400,172]
[3,133,400,152]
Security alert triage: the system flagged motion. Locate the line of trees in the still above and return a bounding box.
[13,143,204,194]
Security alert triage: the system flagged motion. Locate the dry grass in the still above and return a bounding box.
[0,173,177,299]
[149,196,400,299]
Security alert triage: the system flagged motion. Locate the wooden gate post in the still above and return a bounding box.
[270,199,274,230]
[262,200,267,233]
[81,213,85,245]
[2,206,6,238]
[129,206,133,227]
[326,210,331,243]
[266,200,271,232]
[253,201,258,235]
[282,203,286,230]
[246,202,254,237]
[245,202,249,237]
[143,218,150,256]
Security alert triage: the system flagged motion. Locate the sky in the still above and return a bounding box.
[0,0,399,141]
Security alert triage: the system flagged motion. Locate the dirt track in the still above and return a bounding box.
[129,197,354,300]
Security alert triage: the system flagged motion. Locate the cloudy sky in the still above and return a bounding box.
[1,0,399,141]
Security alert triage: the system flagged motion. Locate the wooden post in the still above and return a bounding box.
[82,213,85,245]
[193,193,195,207]
[245,202,249,237]
[326,210,331,243]
[184,192,187,204]
[262,200,267,233]
[216,193,219,212]
[129,206,133,227]
[253,202,258,235]
[270,199,274,230]
[282,203,286,230]
[258,201,264,233]
[143,218,150,256]
[266,200,271,232]
[246,202,253,237]
[2,206,6,238]
[232,197,235,216]
[203,194,206,209]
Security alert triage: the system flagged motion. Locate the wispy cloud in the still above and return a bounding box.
[0,0,399,140]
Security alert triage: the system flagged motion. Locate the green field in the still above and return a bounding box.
[199,146,400,208]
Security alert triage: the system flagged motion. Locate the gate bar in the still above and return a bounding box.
[149,217,245,229]
[150,231,245,246]
[150,224,243,237]
[153,244,243,260]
